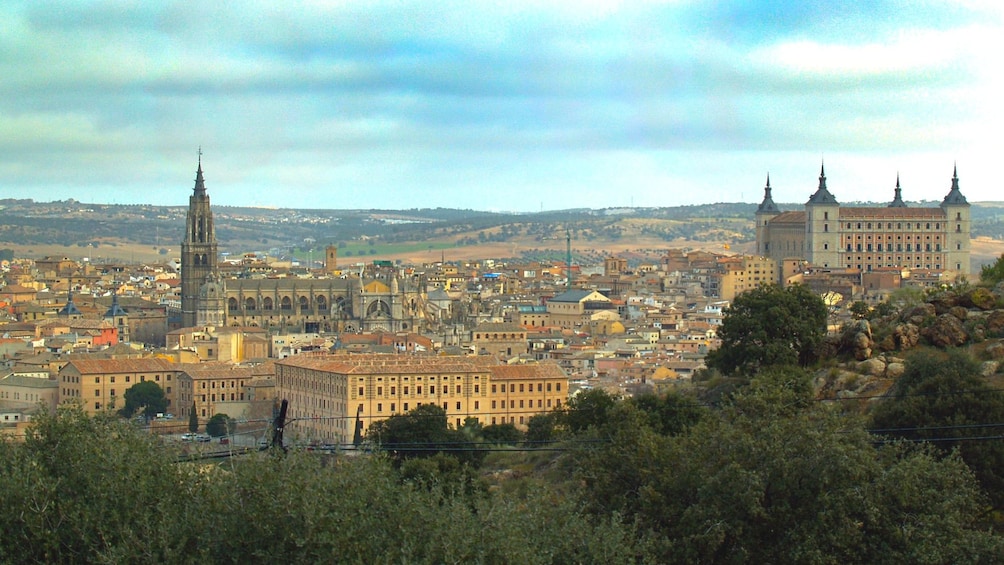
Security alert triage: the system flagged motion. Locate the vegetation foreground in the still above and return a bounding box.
[5,260,1004,563]
[3,368,1003,564]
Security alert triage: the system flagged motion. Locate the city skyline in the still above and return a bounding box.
[2,1,1002,211]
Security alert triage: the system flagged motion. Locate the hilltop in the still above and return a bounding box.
[2,198,1003,268]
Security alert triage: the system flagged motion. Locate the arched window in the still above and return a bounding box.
[299,296,309,312]
[316,295,327,311]
[263,297,273,310]
[245,297,256,310]
[281,297,292,311]
[227,298,238,311]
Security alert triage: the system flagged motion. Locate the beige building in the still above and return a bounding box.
[0,373,59,413]
[756,165,971,275]
[710,255,778,300]
[545,289,616,329]
[184,364,256,422]
[472,322,528,358]
[274,353,568,445]
[58,358,192,417]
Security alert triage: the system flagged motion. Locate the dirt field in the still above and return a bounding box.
[7,236,1002,273]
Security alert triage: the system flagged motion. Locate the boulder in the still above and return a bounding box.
[857,358,886,377]
[961,287,997,310]
[986,310,1004,337]
[980,360,1000,377]
[986,341,1004,360]
[901,303,936,325]
[885,362,906,379]
[922,314,968,348]
[948,306,970,322]
[891,323,921,350]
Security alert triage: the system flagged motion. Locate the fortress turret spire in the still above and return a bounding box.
[756,174,780,213]
[888,174,907,207]
[807,161,838,204]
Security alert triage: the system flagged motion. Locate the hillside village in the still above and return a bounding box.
[0,231,989,442]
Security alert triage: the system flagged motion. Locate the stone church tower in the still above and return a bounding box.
[181,154,219,328]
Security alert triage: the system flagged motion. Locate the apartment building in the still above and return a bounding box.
[275,353,568,445]
[58,358,192,417]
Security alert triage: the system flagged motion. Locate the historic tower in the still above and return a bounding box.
[941,165,971,275]
[804,162,840,269]
[181,154,219,328]
[754,174,780,256]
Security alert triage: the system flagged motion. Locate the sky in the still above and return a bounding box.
[2,1,1002,212]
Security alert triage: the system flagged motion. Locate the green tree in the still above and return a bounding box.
[563,388,618,434]
[367,404,480,465]
[481,422,523,445]
[524,412,560,445]
[117,380,168,419]
[980,253,1004,286]
[188,402,198,433]
[627,390,705,436]
[575,377,1003,563]
[205,413,234,437]
[848,300,871,319]
[706,283,827,375]
[870,350,1004,511]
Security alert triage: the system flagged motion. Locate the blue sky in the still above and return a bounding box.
[1,1,1001,211]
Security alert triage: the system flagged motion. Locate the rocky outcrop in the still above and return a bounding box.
[921,314,968,348]
[986,311,1004,337]
[960,287,997,310]
[901,304,936,325]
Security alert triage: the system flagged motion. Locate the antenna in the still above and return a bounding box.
[566,227,572,291]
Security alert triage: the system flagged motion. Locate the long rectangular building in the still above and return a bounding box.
[275,353,569,445]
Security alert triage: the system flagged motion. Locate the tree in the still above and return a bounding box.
[563,388,618,434]
[980,253,1004,286]
[575,376,1003,563]
[870,350,1004,511]
[367,404,480,465]
[188,402,198,433]
[705,283,827,375]
[627,391,705,436]
[117,381,168,419]
[206,413,234,437]
[481,423,523,446]
[848,300,870,319]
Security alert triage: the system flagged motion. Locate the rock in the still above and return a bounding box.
[981,360,1000,377]
[986,341,1004,360]
[922,314,968,348]
[927,293,957,315]
[857,358,886,377]
[986,311,1004,337]
[961,287,997,310]
[902,303,936,325]
[885,362,906,379]
[892,323,921,350]
[949,306,970,322]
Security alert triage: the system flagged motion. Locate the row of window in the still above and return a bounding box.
[847,243,941,252]
[370,397,563,414]
[363,382,562,397]
[88,374,170,384]
[200,393,245,402]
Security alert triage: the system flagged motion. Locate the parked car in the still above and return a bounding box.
[195,434,211,443]
[181,433,196,442]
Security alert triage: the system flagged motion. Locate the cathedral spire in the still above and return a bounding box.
[756,173,780,213]
[193,148,207,196]
[806,160,838,204]
[888,173,907,207]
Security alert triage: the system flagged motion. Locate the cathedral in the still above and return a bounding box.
[179,157,426,333]
[755,164,971,276]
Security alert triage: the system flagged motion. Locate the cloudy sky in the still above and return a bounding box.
[2,1,1001,211]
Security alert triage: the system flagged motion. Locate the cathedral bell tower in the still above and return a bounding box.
[181,151,219,328]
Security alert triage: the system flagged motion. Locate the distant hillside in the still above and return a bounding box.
[1,198,1001,266]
